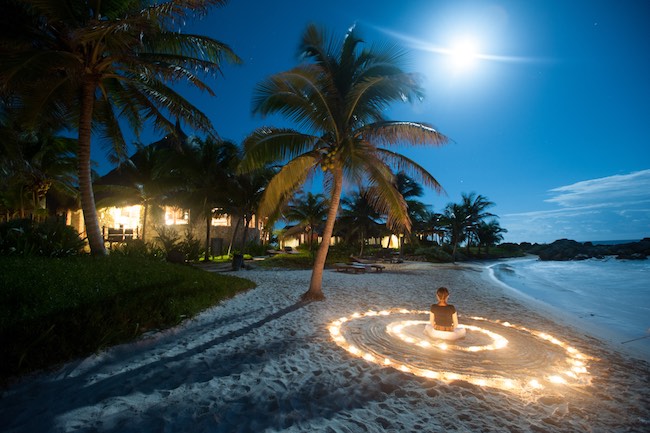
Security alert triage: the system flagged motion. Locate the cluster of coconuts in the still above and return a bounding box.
[320,147,339,172]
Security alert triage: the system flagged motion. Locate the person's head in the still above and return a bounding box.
[436,287,450,302]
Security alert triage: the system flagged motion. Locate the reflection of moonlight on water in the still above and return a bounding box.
[329,309,592,393]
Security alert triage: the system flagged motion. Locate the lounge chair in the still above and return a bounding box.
[349,256,386,272]
[334,263,367,273]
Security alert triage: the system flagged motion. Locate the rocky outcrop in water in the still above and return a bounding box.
[524,238,650,261]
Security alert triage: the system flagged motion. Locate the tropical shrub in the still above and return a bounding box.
[413,246,453,262]
[0,218,84,257]
[178,229,201,262]
[154,225,181,253]
[109,239,165,260]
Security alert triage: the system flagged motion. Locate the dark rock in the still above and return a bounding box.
[616,252,647,260]
[523,238,650,261]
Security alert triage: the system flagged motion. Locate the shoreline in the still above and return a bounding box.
[481,258,650,362]
[1,262,648,432]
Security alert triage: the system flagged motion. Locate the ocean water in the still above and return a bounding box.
[489,257,650,360]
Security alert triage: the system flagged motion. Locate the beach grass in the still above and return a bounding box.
[0,255,255,384]
[256,245,357,269]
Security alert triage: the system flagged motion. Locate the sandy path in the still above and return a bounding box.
[1,262,648,432]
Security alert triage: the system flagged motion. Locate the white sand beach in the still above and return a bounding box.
[1,262,649,433]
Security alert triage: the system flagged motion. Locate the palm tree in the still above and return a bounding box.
[441,202,469,262]
[240,24,448,301]
[337,188,384,256]
[173,138,238,261]
[95,141,177,243]
[0,121,78,220]
[283,192,329,250]
[225,162,275,254]
[394,172,428,251]
[461,192,495,256]
[0,0,240,255]
[476,220,507,256]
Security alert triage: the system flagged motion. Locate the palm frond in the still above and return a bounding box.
[360,157,410,232]
[357,120,449,147]
[253,66,339,134]
[240,128,321,173]
[257,154,318,219]
[93,98,129,165]
[142,0,230,22]
[375,148,446,194]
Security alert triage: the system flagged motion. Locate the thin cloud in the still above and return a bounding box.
[546,169,650,208]
[502,170,650,242]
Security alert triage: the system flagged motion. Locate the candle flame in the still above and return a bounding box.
[328,308,592,395]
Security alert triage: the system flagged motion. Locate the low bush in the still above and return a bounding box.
[0,218,85,257]
[258,251,313,269]
[413,246,453,262]
[109,239,165,260]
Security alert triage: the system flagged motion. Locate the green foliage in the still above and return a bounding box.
[257,251,313,269]
[154,225,181,253]
[413,246,453,262]
[109,239,166,260]
[485,245,526,258]
[0,255,255,383]
[178,228,201,262]
[243,241,269,257]
[0,218,84,257]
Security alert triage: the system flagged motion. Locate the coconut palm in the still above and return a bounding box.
[283,192,329,250]
[414,209,445,244]
[394,172,428,250]
[337,188,385,256]
[173,138,238,261]
[461,192,495,255]
[0,121,78,220]
[441,202,469,262]
[224,162,276,255]
[476,220,507,256]
[240,24,448,300]
[95,141,178,243]
[0,0,240,255]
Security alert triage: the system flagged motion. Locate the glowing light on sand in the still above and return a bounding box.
[328,308,593,394]
[386,320,509,352]
[548,375,567,384]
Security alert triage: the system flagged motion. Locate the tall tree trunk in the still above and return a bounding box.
[359,229,365,256]
[227,217,241,256]
[452,240,458,263]
[241,214,250,251]
[204,209,211,261]
[141,201,148,243]
[303,169,343,301]
[78,77,106,256]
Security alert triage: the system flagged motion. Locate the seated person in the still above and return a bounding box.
[425,286,466,340]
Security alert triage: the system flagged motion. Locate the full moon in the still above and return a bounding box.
[448,38,479,71]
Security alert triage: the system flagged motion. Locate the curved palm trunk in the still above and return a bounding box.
[204,210,212,262]
[141,201,148,243]
[241,214,250,250]
[303,169,343,302]
[78,77,106,256]
[227,217,241,256]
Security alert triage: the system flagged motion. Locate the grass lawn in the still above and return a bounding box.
[0,255,255,385]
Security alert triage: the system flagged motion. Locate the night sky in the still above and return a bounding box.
[98,0,650,243]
